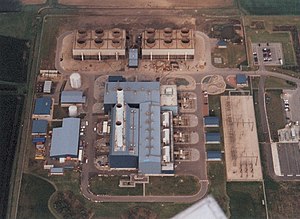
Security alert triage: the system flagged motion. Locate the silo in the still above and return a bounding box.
[70,73,81,89]
[68,105,78,117]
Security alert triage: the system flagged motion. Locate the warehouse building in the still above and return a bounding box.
[160,85,178,115]
[206,151,222,161]
[104,81,175,175]
[61,90,86,107]
[50,118,80,160]
[32,97,53,120]
[72,28,126,60]
[32,120,48,135]
[205,132,221,144]
[204,116,220,127]
[141,27,195,60]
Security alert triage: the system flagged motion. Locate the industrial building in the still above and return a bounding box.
[205,132,221,144]
[204,116,220,127]
[50,118,80,160]
[160,85,178,115]
[32,120,48,135]
[206,151,222,161]
[236,74,248,87]
[61,90,86,107]
[103,81,176,175]
[141,28,195,60]
[128,48,139,68]
[32,97,53,120]
[72,28,126,60]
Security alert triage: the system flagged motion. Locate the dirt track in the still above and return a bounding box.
[58,0,233,8]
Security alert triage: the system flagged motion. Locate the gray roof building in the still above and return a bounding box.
[204,116,220,127]
[50,118,80,158]
[104,81,162,174]
[61,91,86,104]
[205,132,221,144]
[207,151,222,161]
[128,48,138,68]
[33,97,52,115]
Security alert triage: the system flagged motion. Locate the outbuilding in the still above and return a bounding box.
[207,151,222,161]
[205,132,221,144]
[32,120,48,135]
[204,116,220,127]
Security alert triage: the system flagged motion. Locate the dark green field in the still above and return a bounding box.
[17,174,55,219]
[239,0,300,15]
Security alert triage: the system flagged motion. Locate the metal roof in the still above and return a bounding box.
[205,133,221,142]
[129,49,139,67]
[108,76,126,82]
[104,82,160,105]
[43,81,52,93]
[50,167,64,173]
[33,97,52,115]
[204,117,220,126]
[236,74,247,84]
[109,155,138,168]
[207,151,222,160]
[61,91,86,104]
[32,120,48,134]
[217,40,227,46]
[50,118,80,157]
[138,102,161,174]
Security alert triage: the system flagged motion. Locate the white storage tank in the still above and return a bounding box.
[70,73,81,89]
[68,105,78,117]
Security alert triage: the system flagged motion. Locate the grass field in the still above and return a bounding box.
[239,0,300,15]
[89,176,143,196]
[246,28,296,66]
[17,174,55,219]
[251,76,297,89]
[265,90,286,141]
[227,182,266,219]
[146,176,200,196]
[207,162,229,216]
[212,44,246,68]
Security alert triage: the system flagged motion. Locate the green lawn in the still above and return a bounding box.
[89,175,143,196]
[146,176,200,196]
[207,162,229,216]
[239,0,300,15]
[227,182,266,219]
[17,173,55,219]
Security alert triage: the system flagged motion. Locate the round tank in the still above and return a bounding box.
[68,105,78,117]
[70,73,81,89]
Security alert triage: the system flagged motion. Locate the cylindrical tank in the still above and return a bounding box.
[70,73,81,89]
[68,105,78,117]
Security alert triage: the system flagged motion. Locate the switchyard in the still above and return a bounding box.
[221,95,263,181]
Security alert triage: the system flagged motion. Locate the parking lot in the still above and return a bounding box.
[252,42,283,66]
[277,143,300,176]
[282,88,300,123]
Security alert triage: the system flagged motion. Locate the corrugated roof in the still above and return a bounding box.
[109,155,138,168]
[236,74,247,84]
[33,97,52,115]
[207,151,222,159]
[61,91,86,104]
[108,76,126,82]
[50,167,64,173]
[32,120,48,134]
[43,81,52,93]
[50,118,80,157]
[129,48,138,59]
[104,82,160,105]
[138,102,161,174]
[205,133,221,142]
[204,117,220,126]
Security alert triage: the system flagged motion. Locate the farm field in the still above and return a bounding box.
[239,0,300,15]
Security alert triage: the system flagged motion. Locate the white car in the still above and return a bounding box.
[85,121,89,126]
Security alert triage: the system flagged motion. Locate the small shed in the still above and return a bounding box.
[50,167,64,175]
[204,117,220,127]
[217,40,227,49]
[43,81,52,93]
[236,74,248,86]
[207,151,222,161]
[205,133,221,144]
[32,120,48,135]
[108,76,126,82]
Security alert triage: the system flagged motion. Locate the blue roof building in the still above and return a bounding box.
[50,118,80,158]
[204,117,220,127]
[50,167,64,175]
[33,97,52,115]
[205,133,221,144]
[104,81,163,175]
[217,40,227,48]
[108,76,126,82]
[32,120,48,135]
[207,151,222,161]
[236,74,248,85]
[61,91,86,105]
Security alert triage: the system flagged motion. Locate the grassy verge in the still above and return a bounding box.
[227,182,266,219]
[207,162,229,216]
[146,176,200,196]
[89,176,143,196]
[265,90,286,141]
[251,76,297,89]
[17,173,55,219]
